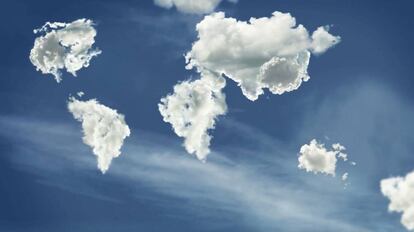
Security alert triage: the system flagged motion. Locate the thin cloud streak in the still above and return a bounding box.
[0,115,377,232]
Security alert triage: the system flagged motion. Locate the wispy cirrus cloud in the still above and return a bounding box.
[1,81,412,232]
[0,115,384,232]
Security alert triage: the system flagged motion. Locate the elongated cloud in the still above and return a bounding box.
[186,12,340,101]
[381,171,414,231]
[30,19,101,82]
[68,96,130,173]
[154,0,237,14]
[298,139,349,176]
[159,72,227,161]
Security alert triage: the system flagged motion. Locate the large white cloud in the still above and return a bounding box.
[185,12,340,101]
[154,0,237,14]
[381,171,414,231]
[30,19,101,82]
[68,96,130,173]
[298,139,347,176]
[159,71,227,161]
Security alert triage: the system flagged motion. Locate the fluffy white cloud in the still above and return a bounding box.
[311,26,340,54]
[381,171,414,231]
[154,0,236,14]
[159,71,227,161]
[298,139,347,176]
[68,96,130,173]
[185,12,340,101]
[30,19,101,82]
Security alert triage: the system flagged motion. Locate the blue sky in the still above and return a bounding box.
[1,0,414,231]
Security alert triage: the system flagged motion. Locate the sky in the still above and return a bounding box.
[1,0,414,231]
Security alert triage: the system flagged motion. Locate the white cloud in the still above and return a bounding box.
[298,139,347,176]
[342,172,348,181]
[381,171,414,231]
[77,91,85,97]
[311,26,341,54]
[332,143,345,151]
[153,0,236,14]
[67,96,130,173]
[30,19,101,82]
[333,143,348,161]
[185,11,340,101]
[337,153,348,161]
[159,72,227,161]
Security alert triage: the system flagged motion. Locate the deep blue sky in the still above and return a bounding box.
[1,0,414,231]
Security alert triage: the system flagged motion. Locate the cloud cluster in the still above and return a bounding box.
[68,96,130,173]
[154,0,237,14]
[30,19,101,82]
[185,12,340,101]
[298,139,349,176]
[381,171,414,231]
[161,11,340,160]
[159,72,227,160]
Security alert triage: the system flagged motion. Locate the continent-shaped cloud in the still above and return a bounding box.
[381,171,414,231]
[154,0,237,14]
[159,72,227,160]
[68,96,130,173]
[186,12,340,101]
[30,19,101,82]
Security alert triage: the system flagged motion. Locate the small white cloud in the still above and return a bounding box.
[298,139,349,177]
[332,143,345,151]
[30,19,101,82]
[311,26,341,54]
[298,139,339,176]
[342,172,348,181]
[153,0,236,14]
[68,96,130,173]
[158,72,227,161]
[77,91,85,97]
[338,153,348,161]
[334,144,348,162]
[185,11,340,101]
[381,171,414,231]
